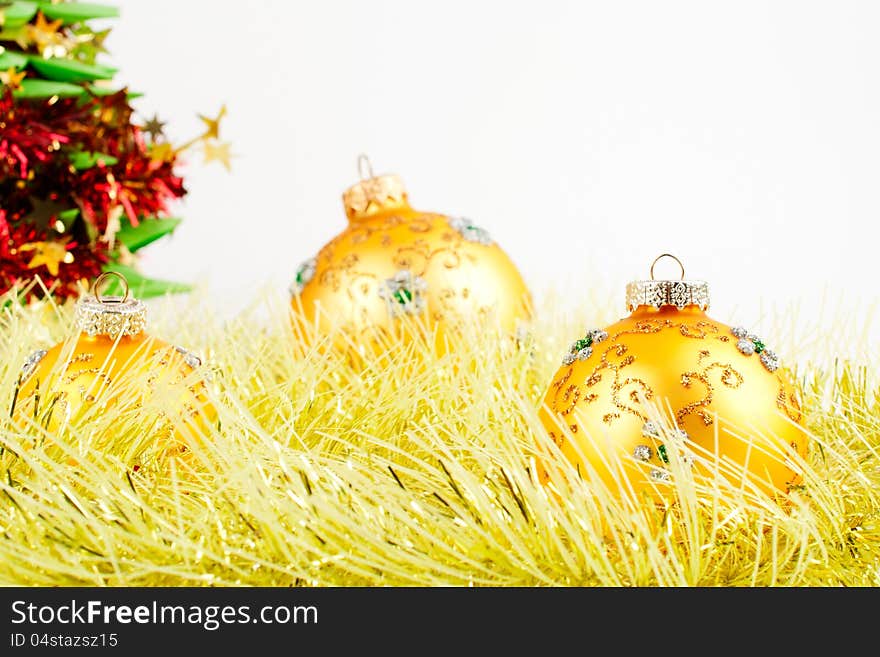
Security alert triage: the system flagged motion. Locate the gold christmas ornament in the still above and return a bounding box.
[539,254,807,499]
[291,156,532,351]
[14,272,213,466]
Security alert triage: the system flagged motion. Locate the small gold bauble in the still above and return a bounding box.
[539,255,807,498]
[14,272,213,467]
[290,157,532,352]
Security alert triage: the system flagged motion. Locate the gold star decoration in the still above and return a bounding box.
[142,114,167,141]
[0,66,25,90]
[149,142,175,163]
[24,196,69,230]
[203,141,232,171]
[2,6,33,50]
[90,27,111,53]
[153,104,233,166]
[198,105,226,140]
[19,239,75,276]
[28,11,69,59]
[71,26,111,63]
[74,25,110,49]
[95,89,133,128]
[11,27,32,50]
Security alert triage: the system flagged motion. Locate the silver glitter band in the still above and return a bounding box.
[75,294,147,338]
[21,349,47,381]
[625,280,710,312]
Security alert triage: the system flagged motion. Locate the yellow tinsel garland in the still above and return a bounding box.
[0,286,878,587]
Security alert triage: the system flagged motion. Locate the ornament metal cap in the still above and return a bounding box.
[74,271,147,338]
[342,154,409,221]
[625,253,710,312]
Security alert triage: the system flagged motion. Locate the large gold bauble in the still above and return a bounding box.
[290,162,531,352]
[14,273,212,467]
[539,256,807,499]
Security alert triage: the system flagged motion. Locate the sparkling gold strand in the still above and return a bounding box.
[0,284,876,587]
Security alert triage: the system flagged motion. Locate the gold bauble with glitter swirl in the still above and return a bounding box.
[539,255,807,499]
[14,273,213,467]
[290,157,531,353]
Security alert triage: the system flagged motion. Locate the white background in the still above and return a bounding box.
[106,0,879,335]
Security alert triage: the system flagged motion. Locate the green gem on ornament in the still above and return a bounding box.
[290,257,317,296]
[393,288,413,305]
[731,327,780,372]
[657,444,669,464]
[378,270,428,317]
[448,217,493,245]
[561,328,609,366]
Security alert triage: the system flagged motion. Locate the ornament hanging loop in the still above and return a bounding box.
[627,254,709,311]
[93,271,130,304]
[650,253,685,281]
[343,157,407,221]
[76,271,146,337]
[357,153,375,181]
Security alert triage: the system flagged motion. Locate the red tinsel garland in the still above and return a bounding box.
[0,89,186,301]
